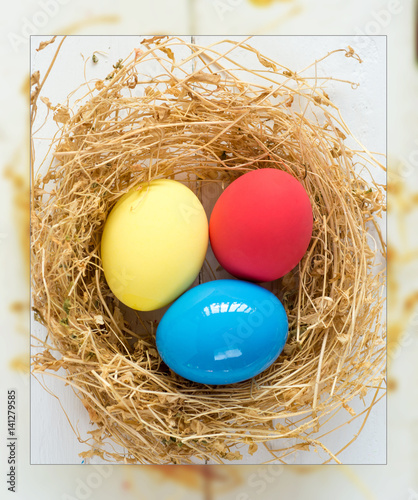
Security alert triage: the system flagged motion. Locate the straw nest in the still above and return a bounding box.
[31,36,386,464]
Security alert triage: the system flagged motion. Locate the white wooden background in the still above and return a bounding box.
[30,35,386,465]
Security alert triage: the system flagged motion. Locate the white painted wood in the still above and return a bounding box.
[0,0,416,496]
[194,0,397,37]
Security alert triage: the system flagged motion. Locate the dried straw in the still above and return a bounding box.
[31,36,386,464]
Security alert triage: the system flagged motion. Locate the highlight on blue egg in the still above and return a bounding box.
[156,279,288,385]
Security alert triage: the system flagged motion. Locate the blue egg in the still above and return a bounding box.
[156,279,288,385]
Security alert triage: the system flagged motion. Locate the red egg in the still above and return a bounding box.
[209,168,313,282]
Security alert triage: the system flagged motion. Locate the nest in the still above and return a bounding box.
[31,36,386,464]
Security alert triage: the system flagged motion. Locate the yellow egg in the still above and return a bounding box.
[101,179,208,311]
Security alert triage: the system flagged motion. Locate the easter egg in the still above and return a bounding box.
[209,168,313,282]
[156,279,288,385]
[101,179,208,311]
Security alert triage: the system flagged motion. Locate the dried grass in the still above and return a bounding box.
[31,36,386,464]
